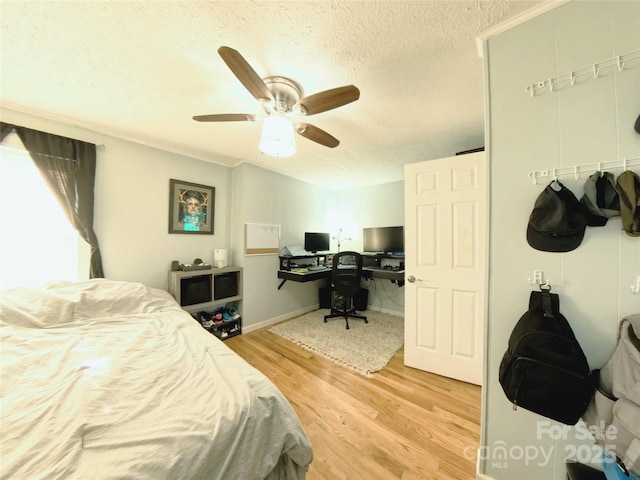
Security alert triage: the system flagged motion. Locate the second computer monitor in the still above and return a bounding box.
[362,226,404,254]
[304,232,330,253]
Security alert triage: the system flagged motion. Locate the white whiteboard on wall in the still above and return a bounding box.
[245,223,280,255]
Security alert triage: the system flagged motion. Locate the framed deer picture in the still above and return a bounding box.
[168,179,215,234]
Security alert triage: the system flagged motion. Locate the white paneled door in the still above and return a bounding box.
[404,152,486,385]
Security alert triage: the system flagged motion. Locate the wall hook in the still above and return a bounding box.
[528,270,551,287]
[631,276,640,294]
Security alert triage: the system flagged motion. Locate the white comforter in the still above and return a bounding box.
[0,279,312,480]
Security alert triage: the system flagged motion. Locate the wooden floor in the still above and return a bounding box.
[225,322,482,480]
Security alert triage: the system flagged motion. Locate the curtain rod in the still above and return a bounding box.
[0,144,78,162]
[2,141,105,153]
[1,123,105,150]
[1,143,105,161]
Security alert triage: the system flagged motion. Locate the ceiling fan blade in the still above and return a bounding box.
[295,123,340,148]
[193,114,256,122]
[295,85,360,115]
[218,46,273,102]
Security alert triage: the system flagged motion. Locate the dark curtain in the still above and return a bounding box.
[1,122,104,278]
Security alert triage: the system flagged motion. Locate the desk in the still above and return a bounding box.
[277,266,405,289]
[277,253,405,289]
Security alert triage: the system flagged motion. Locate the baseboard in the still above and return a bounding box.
[476,473,496,480]
[241,305,318,334]
[373,307,404,317]
[475,450,496,480]
[242,305,404,334]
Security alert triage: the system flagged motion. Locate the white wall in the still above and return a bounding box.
[482,1,640,478]
[1,108,406,327]
[232,165,406,329]
[339,181,405,314]
[95,137,235,288]
[1,107,234,290]
[231,162,337,329]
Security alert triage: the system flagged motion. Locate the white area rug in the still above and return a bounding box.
[268,309,404,377]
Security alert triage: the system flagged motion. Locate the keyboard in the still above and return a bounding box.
[307,265,327,271]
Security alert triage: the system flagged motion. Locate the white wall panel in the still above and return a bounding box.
[482,1,640,479]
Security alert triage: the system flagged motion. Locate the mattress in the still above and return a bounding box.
[0,279,313,480]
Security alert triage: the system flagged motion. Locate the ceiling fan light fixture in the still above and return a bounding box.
[195,47,360,151]
[259,114,296,157]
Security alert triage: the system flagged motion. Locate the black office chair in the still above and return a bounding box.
[324,251,368,329]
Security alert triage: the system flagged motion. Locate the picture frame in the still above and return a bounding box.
[168,179,215,234]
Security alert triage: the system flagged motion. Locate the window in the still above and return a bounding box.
[0,134,89,289]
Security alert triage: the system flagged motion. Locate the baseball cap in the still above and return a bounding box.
[617,170,640,237]
[579,171,620,226]
[527,180,587,252]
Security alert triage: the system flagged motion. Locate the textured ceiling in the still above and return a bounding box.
[0,0,543,189]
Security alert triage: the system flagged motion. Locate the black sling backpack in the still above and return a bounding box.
[499,286,595,425]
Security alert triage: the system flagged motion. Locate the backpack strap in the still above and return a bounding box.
[528,289,563,320]
[528,288,562,319]
[540,285,555,318]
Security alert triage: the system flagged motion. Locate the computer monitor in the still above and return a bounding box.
[362,226,404,254]
[304,232,330,253]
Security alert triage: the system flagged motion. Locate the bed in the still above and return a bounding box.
[0,279,313,480]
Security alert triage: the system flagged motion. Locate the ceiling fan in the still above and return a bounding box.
[193,46,360,154]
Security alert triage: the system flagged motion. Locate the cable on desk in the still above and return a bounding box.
[364,276,405,309]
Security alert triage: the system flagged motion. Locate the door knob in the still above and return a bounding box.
[407,275,416,283]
